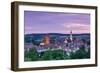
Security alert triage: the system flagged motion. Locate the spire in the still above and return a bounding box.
[70,30,72,34]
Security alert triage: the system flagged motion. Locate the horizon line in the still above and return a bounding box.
[24,32,90,35]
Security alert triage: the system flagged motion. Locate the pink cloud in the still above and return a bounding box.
[25,23,90,34]
[62,23,90,34]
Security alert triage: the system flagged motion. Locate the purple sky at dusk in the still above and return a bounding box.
[24,11,90,34]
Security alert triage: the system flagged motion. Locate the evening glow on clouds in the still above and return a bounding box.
[62,23,90,33]
[24,11,90,34]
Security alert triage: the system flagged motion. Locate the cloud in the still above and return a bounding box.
[62,23,90,33]
[25,23,90,34]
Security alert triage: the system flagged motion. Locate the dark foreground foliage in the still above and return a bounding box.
[24,48,90,61]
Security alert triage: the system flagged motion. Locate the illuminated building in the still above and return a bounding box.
[43,35,50,45]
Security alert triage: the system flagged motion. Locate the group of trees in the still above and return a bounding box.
[24,47,90,61]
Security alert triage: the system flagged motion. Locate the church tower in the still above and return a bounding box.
[70,30,73,41]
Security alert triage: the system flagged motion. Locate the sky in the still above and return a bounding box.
[24,11,90,34]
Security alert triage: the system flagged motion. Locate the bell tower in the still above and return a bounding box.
[70,30,73,41]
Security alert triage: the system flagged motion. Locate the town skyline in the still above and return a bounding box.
[24,11,90,34]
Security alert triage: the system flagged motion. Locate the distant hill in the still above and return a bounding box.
[25,33,90,36]
[24,33,90,43]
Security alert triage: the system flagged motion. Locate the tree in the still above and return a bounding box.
[25,48,39,61]
[41,49,71,60]
[70,47,89,59]
[40,49,53,60]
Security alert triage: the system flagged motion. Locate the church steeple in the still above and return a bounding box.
[70,30,73,41]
